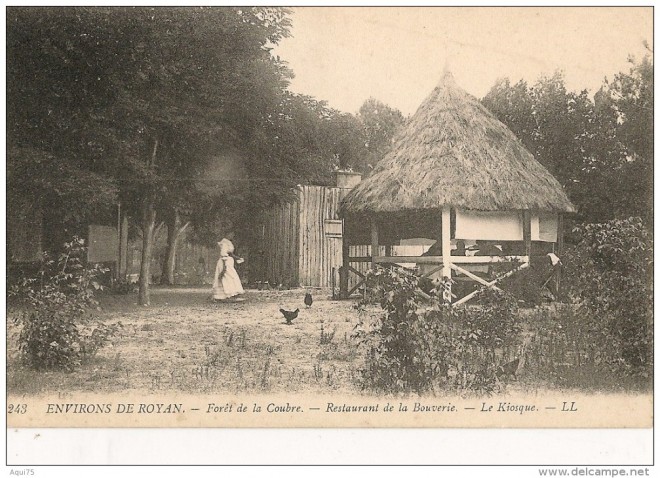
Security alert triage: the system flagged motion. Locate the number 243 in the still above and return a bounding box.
[8,404,27,414]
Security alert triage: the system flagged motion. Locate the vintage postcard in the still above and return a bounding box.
[5,5,653,446]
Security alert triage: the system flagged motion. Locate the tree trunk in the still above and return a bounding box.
[138,197,157,306]
[138,138,159,306]
[160,209,189,285]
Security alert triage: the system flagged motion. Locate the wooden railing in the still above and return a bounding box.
[371,255,530,264]
[339,254,534,303]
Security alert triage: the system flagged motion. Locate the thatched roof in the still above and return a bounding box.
[341,71,576,214]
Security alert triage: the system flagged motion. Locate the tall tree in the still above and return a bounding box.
[483,72,595,197]
[482,57,652,226]
[480,78,536,153]
[7,7,295,304]
[357,98,405,173]
[7,8,126,242]
[599,53,653,225]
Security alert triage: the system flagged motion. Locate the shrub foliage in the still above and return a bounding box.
[561,217,653,375]
[354,215,652,395]
[354,267,523,395]
[9,237,120,371]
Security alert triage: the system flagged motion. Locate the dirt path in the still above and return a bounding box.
[7,288,368,396]
[9,287,650,398]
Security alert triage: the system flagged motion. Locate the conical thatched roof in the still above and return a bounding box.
[341,71,576,214]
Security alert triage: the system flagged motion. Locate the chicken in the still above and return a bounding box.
[304,292,313,308]
[280,308,299,325]
[496,343,527,380]
[496,357,520,379]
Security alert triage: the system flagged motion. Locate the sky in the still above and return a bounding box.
[273,7,653,116]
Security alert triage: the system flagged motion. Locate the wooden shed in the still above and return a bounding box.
[340,71,576,303]
[256,172,363,289]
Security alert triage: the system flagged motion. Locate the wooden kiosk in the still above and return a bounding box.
[339,72,575,303]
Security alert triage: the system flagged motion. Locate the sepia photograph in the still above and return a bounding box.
[4,4,654,468]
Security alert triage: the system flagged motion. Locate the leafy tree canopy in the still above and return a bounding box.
[7,7,295,221]
[482,53,652,225]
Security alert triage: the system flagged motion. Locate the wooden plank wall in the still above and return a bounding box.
[259,185,415,290]
[260,185,353,288]
[299,185,344,288]
[260,190,301,287]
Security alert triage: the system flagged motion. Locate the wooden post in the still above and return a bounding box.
[331,267,337,300]
[450,207,456,239]
[441,205,452,303]
[522,210,532,261]
[554,213,564,294]
[370,216,379,269]
[119,211,129,280]
[340,219,350,299]
[116,203,121,281]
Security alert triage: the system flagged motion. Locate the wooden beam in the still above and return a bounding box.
[340,219,350,298]
[441,205,452,303]
[557,213,564,253]
[372,255,529,264]
[450,208,456,239]
[346,279,366,297]
[370,217,379,270]
[454,262,529,306]
[116,203,121,281]
[451,263,502,291]
[347,265,365,279]
[347,256,373,263]
[523,210,532,259]
[555,213,564,294]
[420,265,443,279]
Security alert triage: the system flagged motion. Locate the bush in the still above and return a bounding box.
[9,237,121,371]
[354,267,523,395]
[561,217,652,375]
[465,288,522,354]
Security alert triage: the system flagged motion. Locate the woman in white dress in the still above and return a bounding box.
[212,237,245,301]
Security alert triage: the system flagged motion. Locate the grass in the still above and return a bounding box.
[7,287,363,395]
[6,287,652,396]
